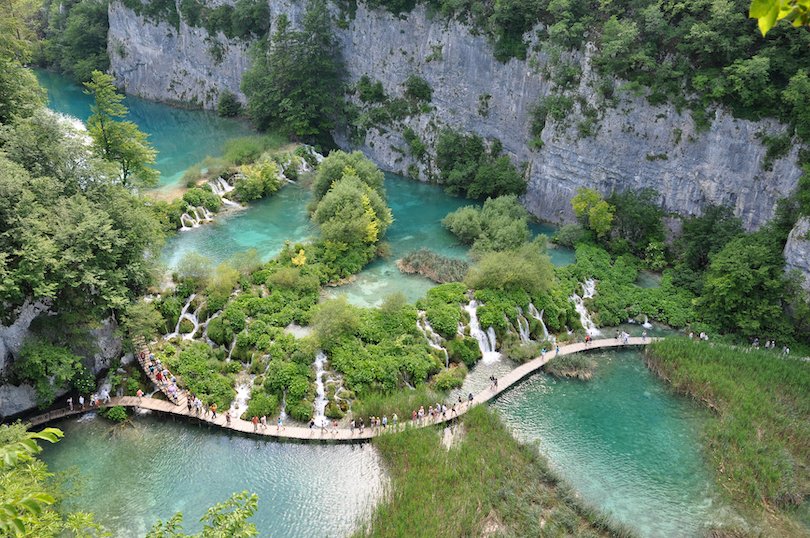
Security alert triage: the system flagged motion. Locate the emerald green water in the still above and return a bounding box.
[36,70,253,189]
[493,349,735,537]
[42,414,386,537]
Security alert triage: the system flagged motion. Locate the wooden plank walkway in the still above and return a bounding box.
[24,337,655,443]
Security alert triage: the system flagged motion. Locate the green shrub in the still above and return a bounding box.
[286,399,313,422]
[240,391,278,420]
[217,91,242,117]
[447,336,482,367]
[432,364,467,391]
[99,405,128,422]
[403,75,432,103]
[14,341,85,408]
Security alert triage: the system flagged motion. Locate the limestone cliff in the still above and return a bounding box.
[784,217,810,291]
[108,1,803,231]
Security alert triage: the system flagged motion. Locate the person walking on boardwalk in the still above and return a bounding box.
[136,389,143,402]
[468,392,474,407]
[350,419,356,435]
[332,419,338,434]
[187,396,193,413]
[79,395,85,410]
[277,416,284,432]
[225,411,231,426]
[210,403,217,419]
[392,413,398,429]
[252,416,259,432]
[67,397,73,411]
[261,415,267,431]
[555,344,560,356]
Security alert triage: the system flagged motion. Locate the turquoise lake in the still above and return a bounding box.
[42,414,386,537]
[36,70,253,190]
[493,349,737,537]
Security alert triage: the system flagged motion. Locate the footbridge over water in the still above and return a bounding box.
[25,337,657,443]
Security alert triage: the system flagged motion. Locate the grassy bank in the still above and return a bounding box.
[356,406,633,538]
[646,338,810,535]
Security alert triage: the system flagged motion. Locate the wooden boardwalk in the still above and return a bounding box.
[25,337,655,443]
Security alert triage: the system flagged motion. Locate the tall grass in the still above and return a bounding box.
[397,249,469,283]
[646,338,810,516]
[351,386,442,423]
[356,406,635,538]
[544,354,596,380]
[222,133,287,165]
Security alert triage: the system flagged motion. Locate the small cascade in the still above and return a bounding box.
[515,307,531,343]
[642,315,653,329]
[312,351,329,427]
[464,300,501,364]
[165,294,197,339]
[229,378,254,420]
[457,322,466,337]
[208,177,241,207]
[279,393,288,421]
[179,206,214,230]
[570,281,601,336]
[416,311,450,368]
[527,303,552,342]
[226,335,237,361]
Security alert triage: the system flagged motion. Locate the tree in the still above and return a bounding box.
[14,341,87,407]
[697,231,790,337]
[607,188,664,255]
[122,301,165,342]
[312,172,392,245]
[0,58,45,124]
[311,297,360,351]
[750,0,810,36]
[465,240,555,296]
[84,71,159,187]
[241,0,344,140]
[310,150,385,206]
[571,188,614,239]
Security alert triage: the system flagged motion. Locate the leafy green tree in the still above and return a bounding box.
[607,188,664,255]
[571,188,614,239]
[310,150,385,206]
[146,491,258,538]
[13,341,87,407]
[217,91,242,117]
[442,195,531,255]
[697,230,790,337]
[122,301,165,342]
[465,240,555,296]
[241,0,344,140]
[750,0,810,35]
[783,70,810,141]
[312,297,361,351]
[47,0,110,82]
[312,172,393,245]
[0,59,45,124]
[84,70,159,187]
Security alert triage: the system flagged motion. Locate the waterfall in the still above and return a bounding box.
[515,308,531,343]
[570,280,601,336]
[416,311,450,368]
[208,177,241,207]
[230,379,253,420]
[179,206,214,230]
[463,300,501,364]
[313,351,329,427]
[527,303,551,341]
[226,335,237,361]
[165,294,196,339]
[642,315,653,329]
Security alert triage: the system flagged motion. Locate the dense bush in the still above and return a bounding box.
[435,129,525,200]
[403,75,432,103]
[13,341,88,408]
[465,240,555,296]
[99,405,128,422]
[233,158,283,202]
[432,364,467,391]
[217,91,242,117]
[442,195,531,256]
[163,342,236,408]
[182,186,222,212]
[446,336,482,367]
[240,390,279,420]
[607,189,665,256]
[417,283,467,339]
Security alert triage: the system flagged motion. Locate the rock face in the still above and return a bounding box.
[108,1,804,230]
[784,217,810,291]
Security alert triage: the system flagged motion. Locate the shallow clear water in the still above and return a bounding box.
[42,414,386,537]
[36,70,254,190]
[162,184,315,268]
[493,349,733,537]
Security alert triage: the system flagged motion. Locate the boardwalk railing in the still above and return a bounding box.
[25,337,656,443]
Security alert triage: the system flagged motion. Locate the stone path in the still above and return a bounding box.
[25,337,655,443]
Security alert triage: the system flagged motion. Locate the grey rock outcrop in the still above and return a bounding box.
[784,217,810,291]
[108,1,804,230]
[0,385,39,419]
